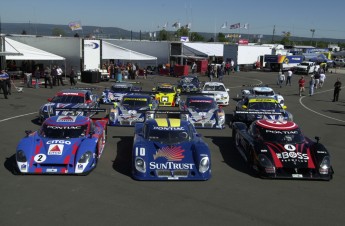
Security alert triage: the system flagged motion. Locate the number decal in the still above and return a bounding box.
[135,147,146,156]
[284,144,296,151]
[162,96,168,102]
[34,154,47,163]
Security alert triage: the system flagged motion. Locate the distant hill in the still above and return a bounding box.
[1,22,344,44]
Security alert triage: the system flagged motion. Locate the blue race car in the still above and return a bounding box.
[132,117,211,180]
[108,93,158,126]
[15,113,108,175]
[38,88,100,123]
[180,95,225,129]
[101,82,142,104]
[177,75,201,93]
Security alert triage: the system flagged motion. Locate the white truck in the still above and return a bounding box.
[295,61,320,74]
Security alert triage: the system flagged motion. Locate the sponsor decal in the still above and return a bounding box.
[265,130,298,134]
[47,140,71,145]
[20,164,27,169]
[56,103,70,108]
[84,42,99,49]
[153,146,185,161]
[153,126,185,131]
[61,93,80,96]
[190,100,212,103]
[149,162,194,170]
[123,98,147,101]
[47,126,82,130]
[249,99,276,103]
[57,116,77,122]
[261,149,268,152]
[77,164,83,169]
[276,152,309,161]
[284,144,296,151]
[48,144,64,155]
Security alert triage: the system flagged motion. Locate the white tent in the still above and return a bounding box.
[102,41,157,61]
[183,43,224,57]
[4,38,65,61]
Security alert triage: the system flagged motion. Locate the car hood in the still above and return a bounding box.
[25,137,83,165]
[262,142,315,169]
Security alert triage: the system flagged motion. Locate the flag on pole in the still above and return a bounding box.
[162,22,168,29]
[242,23,249,29]
[172,22,180,28]
[221,22,227,29]
[230,23,240,29]
[68,21,83,31]
[185,23,191,29]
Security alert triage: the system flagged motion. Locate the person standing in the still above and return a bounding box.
[286,69,292,86]
[70,68,77,86]
[314,72,320,89]
[309,76,315,96]
[191,62,197,74]
[44,66,53,88]
[279,71,285,88]
[298,76,306,96]
[0,70,9,99]
[34,66,41,89]
[230,59,235,73]
[56,66,64,86]
[218,65,224,82]
[51,65,57,86]
[333,78,342,102]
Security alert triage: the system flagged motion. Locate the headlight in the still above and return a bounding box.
[16,150,27,162]
[135,157,146,173]
[78,151,92,163]
[319,156,331,174]
[199,157,210,173]
[258,154,275,173]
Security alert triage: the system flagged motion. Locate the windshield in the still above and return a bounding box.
[147,126,191,145]
[122,97,149,108]
[41,124,88,139]
[51,95,84,104]
[203,85,225,91]
[157,87,175,93]
[187,99,217,110]
[111,86,131,92]
[248,102,280,110]
[259,127,305,143]
[253,90,275,96]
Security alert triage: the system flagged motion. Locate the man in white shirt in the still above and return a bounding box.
[319,73,326,88]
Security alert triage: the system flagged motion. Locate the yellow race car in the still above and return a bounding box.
[152,83,181,106]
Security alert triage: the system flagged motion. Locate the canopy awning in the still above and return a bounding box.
[4,38,65,60]
[183,43,224,57]
[102,41,157,61]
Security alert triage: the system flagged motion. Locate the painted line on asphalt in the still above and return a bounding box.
[299,87,345,123]
[0,112,37,123]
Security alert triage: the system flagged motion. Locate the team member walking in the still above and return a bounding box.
[286,69,292,86]
[0,69,9,99]
[333,78,342,102]
[298,76,305,96]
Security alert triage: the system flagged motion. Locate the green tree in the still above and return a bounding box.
[52,27,65,37]
[190,32,204,42]
[158,29,169,41]
[218,32,227,42]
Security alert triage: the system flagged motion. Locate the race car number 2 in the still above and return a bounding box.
[34,154,47,163]
[135,147,145,156]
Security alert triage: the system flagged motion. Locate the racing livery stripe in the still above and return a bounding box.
[169,118,181,127]
[155,118,168,127]
[30,140,44,167]
[63,155,70,165]
[266,143,283,168]
[306,148,316,169]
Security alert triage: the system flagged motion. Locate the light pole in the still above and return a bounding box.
[310,29,315,46]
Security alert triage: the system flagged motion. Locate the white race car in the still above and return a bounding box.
[201,82,230,106]
[241,86,284,106]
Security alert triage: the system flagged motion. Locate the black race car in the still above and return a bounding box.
[232,119,333,180]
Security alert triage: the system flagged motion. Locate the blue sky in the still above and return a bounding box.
[1,0,345,40]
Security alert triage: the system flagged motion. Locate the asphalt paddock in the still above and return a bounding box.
[1,71,344,226]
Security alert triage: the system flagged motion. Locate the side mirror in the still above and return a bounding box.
[242,105,247,109]
[152,88,156,91]
[315,136,320,143]
[226,88,230,92]
[25,130,32,137]
[86,100,92,104]
[283,105,287,110]
[196,133,202,137]
[47,98,52,102]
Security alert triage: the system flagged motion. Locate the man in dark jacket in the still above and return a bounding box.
[333,78,342,102]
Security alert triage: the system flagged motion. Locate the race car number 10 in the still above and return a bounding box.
[135,147,146,156]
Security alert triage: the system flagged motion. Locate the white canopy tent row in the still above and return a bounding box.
[102,41,157,68]
[3,37,66,80]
